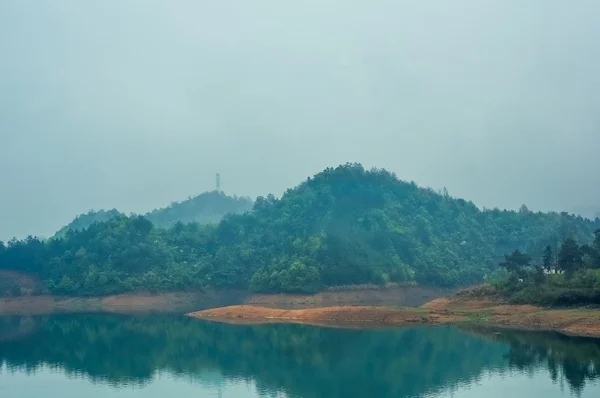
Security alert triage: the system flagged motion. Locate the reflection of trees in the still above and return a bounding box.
[0,315,508,397]
[462,325,600,395]
[4,315,600,396]
[0,316,40,343]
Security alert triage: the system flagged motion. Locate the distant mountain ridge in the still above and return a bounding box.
[54,191,253,237]
[145,191,253,228]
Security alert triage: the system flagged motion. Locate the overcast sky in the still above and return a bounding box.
[1,0,600,240]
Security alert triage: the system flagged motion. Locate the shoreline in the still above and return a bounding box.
[0,291,248,316]
[0,285,446,316]
[5,286,600,339]
[188,297,600,338]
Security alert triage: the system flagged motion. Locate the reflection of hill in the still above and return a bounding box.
[0,314,509,397]
[0,316,40,342]
[3,315,599,397]
[461,325,600,395]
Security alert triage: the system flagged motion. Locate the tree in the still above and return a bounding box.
[579,244,596,268]
[557,238,583,277]
[542,245,554,272]
[499,249,531,277]
[593,229,600,268]
[533,265,546,286]
[131,216,153,237]
[0,241,5,268]
[519,204,530,214]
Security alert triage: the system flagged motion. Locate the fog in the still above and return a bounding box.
[1,0,600,240]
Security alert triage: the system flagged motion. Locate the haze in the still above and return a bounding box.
[1,0,600,240]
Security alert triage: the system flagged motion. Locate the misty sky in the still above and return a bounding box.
[1,0,600,240]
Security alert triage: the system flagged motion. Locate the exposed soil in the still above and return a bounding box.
[3,276,600,338]
[0,283,447,316]
[99,291,246,313]
[0,270,44,296]
[422,297,495,311]
[247,285,449,309]
[0,270,250,315]
[0,290,248,316]
[188,305,464,327]
[189,290,600,338]
[478,305,600,337]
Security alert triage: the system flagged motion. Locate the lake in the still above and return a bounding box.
[1,314,600,397]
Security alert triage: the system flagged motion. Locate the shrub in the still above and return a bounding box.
[510,287,600,307]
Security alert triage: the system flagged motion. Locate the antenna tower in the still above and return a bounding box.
[216,173,221,192]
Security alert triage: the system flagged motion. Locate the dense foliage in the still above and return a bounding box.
[490,231,600,306]
[1,163,599,295]
[54,209,124,238]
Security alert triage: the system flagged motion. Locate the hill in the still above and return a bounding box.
[54,209,124,238]
[53,191,253,238]
[1,163,599,296]
[210,164,600,291]
[145,191,253,228]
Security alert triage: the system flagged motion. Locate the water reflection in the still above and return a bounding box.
[462,325,600,396]
[1,314,600,397]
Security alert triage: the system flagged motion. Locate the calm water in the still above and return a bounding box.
[1,314,600,397]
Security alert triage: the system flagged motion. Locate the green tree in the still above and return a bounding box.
[0,241,5,267]
[519,204,530,214]
[542,245,554,272]
[499,250,532,277]
[557,238,583,277]
[579,244,596,268]
[593,229,600,268]
[533,265,546,286]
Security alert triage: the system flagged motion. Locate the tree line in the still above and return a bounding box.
[492,230,600,305]
[1,163,599,296]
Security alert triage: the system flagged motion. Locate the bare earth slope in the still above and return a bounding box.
[246,285,448,309]
[188,305,462,327]
[0,284,446,316]
[0,291,248,316]
[189,287,600,338]
[0,270,44,296]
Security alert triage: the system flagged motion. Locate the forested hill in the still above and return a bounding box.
[1,163,599,295]
[216,164,600,290]
[145,191,253,228]
[53,191,253,238]
[54,209,124,238]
